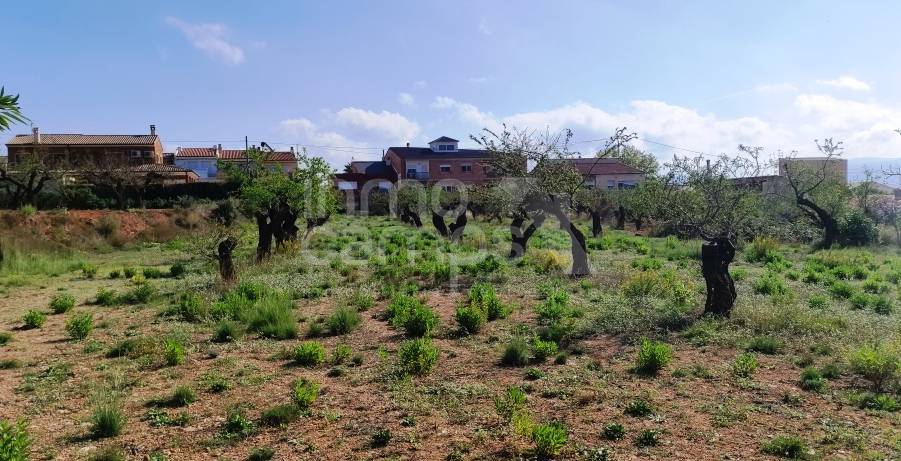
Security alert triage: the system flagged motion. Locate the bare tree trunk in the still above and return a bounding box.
[590,211,603,237]
[432,211,449,237]
[633,216,643,231]
[615,205,626,230]
[217,237,238,282]
[568,222,590,276]
[701,237,737,317]
[798,196,838,249]
[432,211,467,241]
[509,214,544,258]
[255,212,274,262]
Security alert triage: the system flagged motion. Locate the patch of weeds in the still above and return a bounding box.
[807,294,828,310]
[624,398,654,417]
[0,332,10,345]
[397,337,439,376]
[332,343,352,365]
[525,367,545,380]
[760,435,810,459]
[635,429,660,447]
[292,378,320,411]
[532,422,568,458]
[49,293,76,314]
[260,404,302,426]
[145,408,189,427]
[293,342,326,367]
[326,306,361,336]
[0,419,29,459]
[212,320,243,343]
[163,340,185,366]
[530,338,559,362]
[634,338,672,376]
[847,343,900,392]
[753,271,788,296]
[799,368,826,393]
[170,292,207,322]
[732,352,758,378]
[501,337,531,367]
[494,386,526,422]
[746,336,782,354]
[371,428,392,448]
[221,406,255,440]
[65,312,93,340]
[22,310,46,329]
[88,446,125,461]
[602,422,625,440]
[854,392,899,412]
[171,385,197,406]
[117,284,154,305]
[90,402,124,439]
[95,288,118,306]
[247,294,297,340]
[247,447,275,461]
[0,359,23,369]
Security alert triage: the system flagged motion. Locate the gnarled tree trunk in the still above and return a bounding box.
[509,214,544,258]
[255,212,274,262]
[568,222,590,276]
[590,210,603,237]
[701,236,737,317]
[615,205,626,230]
[217,236,238,282]
[432,211,467,241]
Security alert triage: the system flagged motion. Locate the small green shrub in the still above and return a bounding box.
[855,392,900,412]
[849,292,872,310]
[122,267,136,278]
[0,332,11,345]
[66,312,93,340]
[90,403,124,438]
[89,446,125,461]
[326,306,361,335]
[247,447,275,461]
[212,320,243,343]
[247,295,297,340]
[871,296,894,315]
[624,398,654,417]
[293,341,326,367]
[49,293,76,314]
[532,422,568,458]
[732,352,758,378]
[397,338,439,376]
[172,292,206,322]
[260,404,302,426]
[95,288,118,306]
[81,264,98,279]
[848,344,900,391]
[602,422,626,440]
[531,338,558,362]
[634,429,660,447]
[502,337,531,367]
[761,435,809,459]
[118,284,154,305]
[494,386,526,421]
[746,336,782,355]
[799,367,826,393]
[22,310,46,329]
[398,304,439,338]
[807,294,828,310]
[142,267,166,279]
[467,282,510,320]
[163,339,185,366]
[634,338,672,376]
[525,367,545,380]
[292,378,319,410]
[168,262,186,278]
[370,428,392,448]
[753,271,788,296]
[828,280,855,299]
[455,305,487,335]
[171,385,197,406]
[332,343,352,364]
[223,406,255,438]
[0,419,30,460]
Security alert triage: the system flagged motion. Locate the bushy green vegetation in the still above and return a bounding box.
[0,419,30,460]
[397,338,439,376]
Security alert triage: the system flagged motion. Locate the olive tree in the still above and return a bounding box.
[475,126,635,276]
[778,139,849,249]
[225,149,336,261]
[660,151,762,317]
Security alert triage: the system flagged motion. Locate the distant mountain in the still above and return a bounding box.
[848,158,901,185]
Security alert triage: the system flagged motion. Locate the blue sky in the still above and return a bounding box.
[5,0,901,171]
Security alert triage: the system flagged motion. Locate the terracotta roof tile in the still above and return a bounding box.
[176,148,297,162]
[6,134,159,146]
[565,158,645,175]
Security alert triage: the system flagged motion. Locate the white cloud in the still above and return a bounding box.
[433,96,500,131]
[165,16,245,65]
[413,80,427,88]
[335,107,420,142]
[478,17,492,35]
[397,92,415,106]
[816,76,871,91]
[276,118,368,166]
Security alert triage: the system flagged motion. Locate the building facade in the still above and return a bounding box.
[777,157,848,185]
[383,137,497,185]
[5,125,163,167]
[174,145,298,181]
[565,158,646,189]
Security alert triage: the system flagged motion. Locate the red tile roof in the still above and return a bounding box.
[565,158,645,175]
[176,147,297,162]
[6,134,159,146]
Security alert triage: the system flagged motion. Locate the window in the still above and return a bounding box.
[618,181,637,189]
[461,164,472,172]
[130,150,141,158]
[607,179,615,190]
[440,164,451,172]
[407,168,417,177]
[442,185,457,192]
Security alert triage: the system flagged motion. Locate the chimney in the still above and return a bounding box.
[290,146,295,154]
[217,144,222,158]
[150,124,156,136]
[32,127,40,144]
[406,142,410,148]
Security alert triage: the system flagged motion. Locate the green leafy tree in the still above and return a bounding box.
[0,87,28,131]
[224,148,336,261]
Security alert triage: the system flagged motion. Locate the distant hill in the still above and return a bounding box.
[848,158,901,185]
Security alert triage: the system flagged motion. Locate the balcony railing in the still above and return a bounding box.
[407,171,429,180]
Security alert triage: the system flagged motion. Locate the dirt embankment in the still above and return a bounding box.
[0,208,207,249]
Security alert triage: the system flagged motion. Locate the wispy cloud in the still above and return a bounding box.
[165,16,245,65]
[478,17,492,35]
[397,92,415,107]
[816,76,871,91]
[413,80,427,89]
